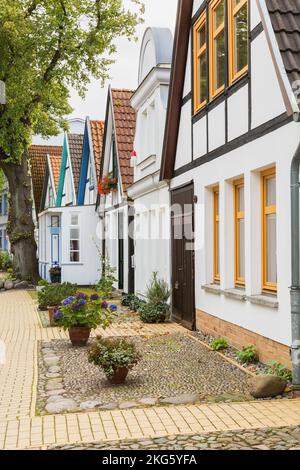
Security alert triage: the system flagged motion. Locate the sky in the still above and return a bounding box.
[33,0,177,146]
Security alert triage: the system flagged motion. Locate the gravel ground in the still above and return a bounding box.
[47,425,300,450]
[38,333,252,414]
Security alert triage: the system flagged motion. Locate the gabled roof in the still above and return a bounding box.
[68,133,84,194]
[50,155,62,192]
[160,0,193,181]
[77,119,105,206]
[111,89,136,191]
[91,120,105,179]
[29,145,62,216]
[266,0,300,86]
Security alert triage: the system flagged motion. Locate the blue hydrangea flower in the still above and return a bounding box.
[101,301,108,308]
[90,294,100,301]
[109,304,118,311]
[76,292,87,300]
[63,297,72,305]
[54,309,63,321]
[78,298,87,306]
[72,303,81,311]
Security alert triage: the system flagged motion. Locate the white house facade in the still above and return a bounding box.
[160,0,300,365]
[127,27,173,298]
[38,121,103,285]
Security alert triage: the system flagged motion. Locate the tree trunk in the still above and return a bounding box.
[0,153,39,282]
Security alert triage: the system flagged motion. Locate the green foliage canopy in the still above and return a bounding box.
[0,0,144,162]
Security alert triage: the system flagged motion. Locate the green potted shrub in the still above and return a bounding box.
[37,282,77,325]
[54,293,117,346]
[88,337,140,384]
[138,272,171,324]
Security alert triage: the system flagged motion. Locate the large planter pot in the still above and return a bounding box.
[48,306,58,326]
[107,367,130,385]
[50,273,61,284]
[68,327,91,347]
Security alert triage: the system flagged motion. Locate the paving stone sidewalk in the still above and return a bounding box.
[1,290,300,450]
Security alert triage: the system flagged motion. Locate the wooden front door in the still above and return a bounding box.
[171,184,195,330]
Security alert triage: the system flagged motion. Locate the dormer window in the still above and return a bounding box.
[193,0,248,114]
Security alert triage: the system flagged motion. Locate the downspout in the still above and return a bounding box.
[290,117,300,390]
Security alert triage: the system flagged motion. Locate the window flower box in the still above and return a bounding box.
[98,174,118,196]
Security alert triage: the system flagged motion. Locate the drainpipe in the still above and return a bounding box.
[290,133,300,390]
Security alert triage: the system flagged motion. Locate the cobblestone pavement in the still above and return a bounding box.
[1,290,300,450]
[49,425,300,450]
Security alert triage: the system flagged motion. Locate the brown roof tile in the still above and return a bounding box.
[266,0,300,85]
[49,155,62,193]
[90,120,105,179]
[68,134,84,194]
[111,89,136,191]
[29,145,62,214]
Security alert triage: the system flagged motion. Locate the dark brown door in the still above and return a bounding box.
[171,184,195,330]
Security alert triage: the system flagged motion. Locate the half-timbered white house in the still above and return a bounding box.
[160,0,300,365]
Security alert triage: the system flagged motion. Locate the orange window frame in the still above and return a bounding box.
[213,187,220,283]
[234,179,245,287]
[262,168,277,293]
[193,12,207,113]
[209,0,226,100]
[228,0,248,85]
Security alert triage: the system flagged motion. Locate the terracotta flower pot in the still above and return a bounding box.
[48,306,58,326]
[107,367,129,385]
[68,327,91,347]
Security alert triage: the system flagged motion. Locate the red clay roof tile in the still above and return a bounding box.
[111,89,136,191]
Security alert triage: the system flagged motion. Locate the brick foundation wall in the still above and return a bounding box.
[196,309,291,366]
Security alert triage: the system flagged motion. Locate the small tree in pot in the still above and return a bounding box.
[88,337,140,384]
[54,293,117,346]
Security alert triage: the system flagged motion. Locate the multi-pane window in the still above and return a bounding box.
[262,169,277,292]
[193,0,248,112]
[213,187,220,283]
[209,0,226,99]
[228,0,248,84]
[234,180,245,286]
[70,214,80,263]
[193,12,207,112]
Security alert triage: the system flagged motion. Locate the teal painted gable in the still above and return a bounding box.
[56,134,68,207]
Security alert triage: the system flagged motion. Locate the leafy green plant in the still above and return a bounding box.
[139,302,170,324]
[37,283,78,309]
[138,272,171,324]
[210,337,229,351]
[54,293,117,330]
[266,361,292,381]
[0,251,13,271]
[88,337,140,378]
[146,272,171,305]
[236,345,259,364]
[38,279,49,287]
[121,294,145,312]
[97,256,117,299]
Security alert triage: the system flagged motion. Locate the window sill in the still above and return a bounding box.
[247,294,278,309]
[222,288,246,301]
[201,284,221,295]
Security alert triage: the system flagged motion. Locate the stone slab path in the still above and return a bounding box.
[1,290,300,450]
